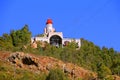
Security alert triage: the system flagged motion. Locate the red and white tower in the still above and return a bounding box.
[44,19,55,35]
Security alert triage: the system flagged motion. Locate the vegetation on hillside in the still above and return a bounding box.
[0,60,47,80]
[0,25,120,80]
[0,25,31,51]
[46,68,69,80]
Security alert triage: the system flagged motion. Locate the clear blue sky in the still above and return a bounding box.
[0,0,120,51]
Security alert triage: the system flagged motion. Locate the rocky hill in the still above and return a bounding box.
[0,51,97,80]
[0,51,120,80]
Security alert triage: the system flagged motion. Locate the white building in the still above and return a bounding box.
[31,19,81,48]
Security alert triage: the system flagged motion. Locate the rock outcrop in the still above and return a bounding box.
[7,52,97,79]
[0,51,120,80]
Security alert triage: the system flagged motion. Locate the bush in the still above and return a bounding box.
[46,68,69,80]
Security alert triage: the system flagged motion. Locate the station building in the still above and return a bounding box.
[31,19,81,48]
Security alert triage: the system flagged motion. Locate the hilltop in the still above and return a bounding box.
[0,25,120,80]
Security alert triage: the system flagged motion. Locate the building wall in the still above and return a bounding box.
[48,32,63,43]
[63,38,81,48]
[31,37,81,48]
[31,37,48,43]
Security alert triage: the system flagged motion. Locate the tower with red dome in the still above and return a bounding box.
[44,19,55,36]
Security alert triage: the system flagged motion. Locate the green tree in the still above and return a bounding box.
[97,64,112,79]
[10,25,31,47]
[0,33,13,50]
[46,68,69,80]
[66,40,78,49]
[111,55,120,76]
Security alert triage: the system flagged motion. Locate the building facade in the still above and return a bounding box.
[31,19,81,48]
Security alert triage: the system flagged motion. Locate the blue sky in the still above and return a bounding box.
[0,0,120,51]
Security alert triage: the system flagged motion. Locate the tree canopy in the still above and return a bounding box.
[0,25,31,51]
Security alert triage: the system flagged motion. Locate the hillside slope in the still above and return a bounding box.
[0,51,120,80]
[0,51,97,80]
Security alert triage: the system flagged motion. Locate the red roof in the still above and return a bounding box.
[46,19,53,24]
